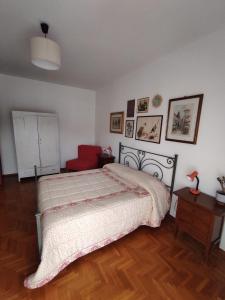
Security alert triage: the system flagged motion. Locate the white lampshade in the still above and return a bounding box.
[30,37,61,70]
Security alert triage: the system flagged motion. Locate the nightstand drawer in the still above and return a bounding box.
[177,199,193,224]
[177,218,209,244]
[191,219,209,244]
[177,199,211,244]
[177,212,192,225]
[193,207,212,225]
[179,199,194,214]
[177,219,192,234]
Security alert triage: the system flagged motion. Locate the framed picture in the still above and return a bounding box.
[125,120,134,138]
[110,111,124,134]
[165,94,203,144]
[135,115,163,144]
[127,99,135,117]
[137,97,149,113]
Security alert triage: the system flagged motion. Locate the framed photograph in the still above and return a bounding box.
[137,97,149,113]
[110,111,124,134]
[165,94,203,144]
[125,120,134,138]
[135,115,163,144]
[127,99,135,117]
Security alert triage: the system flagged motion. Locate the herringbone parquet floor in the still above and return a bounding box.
[0,176,225,300]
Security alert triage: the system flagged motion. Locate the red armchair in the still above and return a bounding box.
[66,145,102,171]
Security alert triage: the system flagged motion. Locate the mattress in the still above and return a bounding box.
[25,163,170,289]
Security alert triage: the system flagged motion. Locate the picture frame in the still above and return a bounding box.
[165,94,203,144]
[125,120,134,138]
[137,97,149,113]
[110,111,124,134]
[127,99,135,117]
[135,115,163,144]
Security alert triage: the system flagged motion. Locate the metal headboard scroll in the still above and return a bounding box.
[118,142,178,196]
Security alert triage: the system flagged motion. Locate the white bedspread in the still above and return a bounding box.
[24,163,170,289]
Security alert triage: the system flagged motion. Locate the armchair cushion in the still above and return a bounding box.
[66,158,97,171]
[66,145,102,171]
[78,145,101,159]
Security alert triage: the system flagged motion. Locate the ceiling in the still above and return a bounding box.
[1,0,225,90]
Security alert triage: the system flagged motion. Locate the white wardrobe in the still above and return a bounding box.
[12,111,60,181]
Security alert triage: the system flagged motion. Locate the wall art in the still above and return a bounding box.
[110,111,124,134]
[152,94,163,108]
[137,97,149,113]
[125,120,134,138]
[135,115,163,144]
[127,99,135,117]
[165,94,203,144]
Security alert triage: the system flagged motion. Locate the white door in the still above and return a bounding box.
[13,115,40,180]
[38,116,60,175]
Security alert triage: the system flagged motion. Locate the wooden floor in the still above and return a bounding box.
[0,177,225,300]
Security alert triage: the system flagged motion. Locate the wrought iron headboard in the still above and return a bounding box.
[118,142,178,196]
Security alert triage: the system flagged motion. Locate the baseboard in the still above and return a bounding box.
[3,169,66,177]
[218,247,225,256]
[3,173,17,177]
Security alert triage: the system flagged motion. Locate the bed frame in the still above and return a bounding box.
[34,166,42,254]
[35,143,178,255]
[119,142,178,196]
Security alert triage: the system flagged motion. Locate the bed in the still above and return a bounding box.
[24,143,178,289]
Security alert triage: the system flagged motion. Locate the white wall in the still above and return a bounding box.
[95,28,225,249]
[0,74,96,174]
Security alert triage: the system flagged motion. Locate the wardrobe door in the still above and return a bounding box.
[13,115,40,180]
[38,115,60,175]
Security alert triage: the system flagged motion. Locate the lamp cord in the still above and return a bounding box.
[196,176,199,191]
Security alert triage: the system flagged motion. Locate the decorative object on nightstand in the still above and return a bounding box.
[98,153,115,168]
[102,146,112,156]
[174,187,225,261]
[216,176,225,205]
[187,170,200,195]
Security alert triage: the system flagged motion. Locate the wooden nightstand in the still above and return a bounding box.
[174,187,225,260]
[98,154,115,168]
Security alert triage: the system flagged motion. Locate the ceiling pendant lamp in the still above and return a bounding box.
[30,23,61,70]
